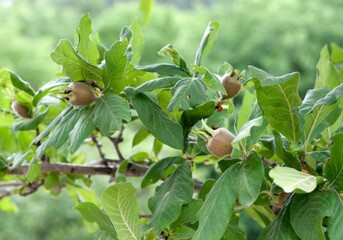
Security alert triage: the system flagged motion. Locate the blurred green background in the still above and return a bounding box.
[0,0,342,239]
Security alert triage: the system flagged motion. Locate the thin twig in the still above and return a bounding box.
[108,126,125,162]
[91,133,106,162]
[262,157,278,168]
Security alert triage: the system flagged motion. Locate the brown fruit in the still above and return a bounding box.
[11,101,32,118]
[206,128,235,158]
[66,82,98,106]
[221,71,242,99]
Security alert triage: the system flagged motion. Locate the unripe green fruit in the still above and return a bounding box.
[221,72,242,99]
[11,101,31,118]
[66,82,98,106]
[206,128,235,158]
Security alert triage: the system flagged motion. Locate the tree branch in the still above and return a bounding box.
[7,161,147,176]
[108,126,125,162]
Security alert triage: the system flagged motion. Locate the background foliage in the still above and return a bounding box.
[0,0,343,239]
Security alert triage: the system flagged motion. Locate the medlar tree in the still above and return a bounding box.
[0,13,342,240]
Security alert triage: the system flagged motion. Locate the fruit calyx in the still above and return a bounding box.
[11,101,32,118]
[221,69,244,99]
[64,82,98,107]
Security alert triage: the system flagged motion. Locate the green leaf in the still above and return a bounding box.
[290,190,343,240]
[245,205,275,228]
[170,199,203,229]
[139,0,154,25]
[194,22,220,66]
[75,13,99,65]
[6,70,35,96]
[158,45,189,73]
[104,39,129,94]
[33,106,72,145]
[168,78,208,111]
[171,226,195,240]
[180,101,216,135]
[26,160,41,182]
[69,106,96,153]
[191,65,226,95]
[301,87,343,147]
[50,39,103,82]
[237,90,256,129]
[193,164,239,240]
[135,77,181,92]
[325,133,343,190]
[134,63,190,77]
[132,126,150,147]
[233,152,264,206]
[141,156,185,188]
[35,107,81,157]
[250,66,302,143]
[309,83,343,111]
[101,182,140,240]
[232,116,264,148]
[33,78,71,106]
[125,88,184,150]
[129,19,144,64]
[259,196,300,240]
[14,108,49,131]
[221,224,247,240]
[330,43,343,64]
[76,202,118,239]
[315,45,341,90]
[269,166,317,193]
[148,162,193,234]
[273,131,302,170]
[93,94,131,136]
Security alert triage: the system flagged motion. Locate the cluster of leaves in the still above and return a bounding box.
[1,13,343,240]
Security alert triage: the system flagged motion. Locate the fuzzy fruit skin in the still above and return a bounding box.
[11,101,32,118]
[206,128,235,158]
[221,73,242,99]
[67,82,98,106]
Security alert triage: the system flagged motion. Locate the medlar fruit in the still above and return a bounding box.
[206,127,235,158]
[11,101,32,118]
[221,70,242,99]
[65,82,98,107]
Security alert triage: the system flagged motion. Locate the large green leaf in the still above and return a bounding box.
[141,156,185,188]
[315,45,342,90]
[32,78,71,106]
[75,202,118,239]
[325,133,343,190]
[290,190,343,240]
[125,88,184,150]
[233,152,264,206]
[69,106,96,153]
[104,39,129,94]
[75,13,99,65]
[168,78,208,111]
[50,39,103,82]
[93,94,131,136]
[269,166,317,193]
[139,0,154,25]
[249,66,302,143]
[148,162,193,234]
[194,22,220,66]
[192,164,239,240]
[222,224,247,240]
[101,182,140,240]
[259,196,300,240]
